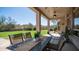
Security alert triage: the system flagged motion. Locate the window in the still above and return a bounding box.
[41,16,47,30]
[50,19,58,31]
[74,18,79,29]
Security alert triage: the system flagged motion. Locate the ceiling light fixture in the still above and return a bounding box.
[53,8,56,19]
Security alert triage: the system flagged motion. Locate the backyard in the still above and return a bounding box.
[0,30,47,39]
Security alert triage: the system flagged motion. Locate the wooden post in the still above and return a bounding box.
[71,12,74,29]
[47,19,50,33]
[36,12,41,32]
[69,8,74,29]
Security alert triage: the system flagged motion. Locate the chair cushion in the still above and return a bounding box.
[48,37,60,50]
[48,35,66,50]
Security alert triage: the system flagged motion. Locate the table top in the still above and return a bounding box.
[8,36,51,51]
[15,40,41,51]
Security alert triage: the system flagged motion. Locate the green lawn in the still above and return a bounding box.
[0,30,47,38]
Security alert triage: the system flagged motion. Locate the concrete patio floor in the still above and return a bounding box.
[0,33,77,51]
[0,38,11,51]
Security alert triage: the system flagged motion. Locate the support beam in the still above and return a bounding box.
[72,18,74,28]
[47,19,50,33]
[73,7,78,13]
[71,10,74,29]
[36,12,41,32]
[34,7,50,20]
[67,19,71,27]
[57,21,60,31]
[69,8,74,29]
[59,17,67,33]
[71,16,74,29]
[59,18,66,33]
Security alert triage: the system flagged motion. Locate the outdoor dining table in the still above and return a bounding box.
[7,36,51,51]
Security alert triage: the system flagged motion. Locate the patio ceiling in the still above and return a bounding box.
[31,7,79,20]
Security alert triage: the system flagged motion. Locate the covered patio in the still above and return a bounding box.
[31,7,76,33]
[1,7,79,51]
[29,7,79,51]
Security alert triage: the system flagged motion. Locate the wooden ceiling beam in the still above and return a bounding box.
[33,7,50,20]
[30,7,79,20]
[73,7,79,13]
[71,7,79,18]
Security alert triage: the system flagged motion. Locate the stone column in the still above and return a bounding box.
[47,19,50,33]
[36,12,41,32]
[70,8,74,29]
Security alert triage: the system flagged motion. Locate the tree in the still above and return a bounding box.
[28,23,33,27]
[5,17,16,31]
[0,16,16,31]
[0,16,6,31]
[51,20,58,31]
[27,23,34,30]
[0,16,6,25]
[75,25,79,29]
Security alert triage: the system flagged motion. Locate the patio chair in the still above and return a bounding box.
[44,35,66,51]
[24,32,32,42]
[58,36,66,50]
[8,33,23,45]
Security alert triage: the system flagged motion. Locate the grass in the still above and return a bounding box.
[0,30,47,38]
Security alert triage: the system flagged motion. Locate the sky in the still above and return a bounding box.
[0,7,48,26]
[0,7,78,26]
[74,18,79,25]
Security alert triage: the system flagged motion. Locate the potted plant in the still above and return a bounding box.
[33,31,41,41]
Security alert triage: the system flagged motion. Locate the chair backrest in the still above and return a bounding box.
[24,32,32,41]
[9,33,23,45]
[58,35,66,50]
